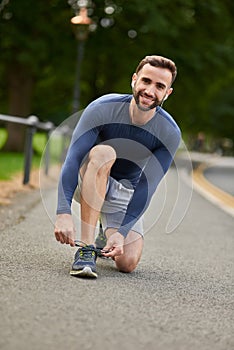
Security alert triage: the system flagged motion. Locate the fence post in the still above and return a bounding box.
[23,116,38,185]
[44,122,54,175]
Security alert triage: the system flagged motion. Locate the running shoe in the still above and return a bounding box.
[70,245,97,278]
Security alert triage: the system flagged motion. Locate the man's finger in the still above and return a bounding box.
[102,246,123,258]
[54,231,67,244]
[69,238,75,247]
[54,231,62,242]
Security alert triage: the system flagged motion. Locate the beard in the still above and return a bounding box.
[133,89,162,112]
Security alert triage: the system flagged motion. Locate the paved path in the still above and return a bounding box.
[0,167,233,350]
[204,166,234,196]
[189,153,234,217]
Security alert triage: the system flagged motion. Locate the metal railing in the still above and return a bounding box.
[0,114,54,184]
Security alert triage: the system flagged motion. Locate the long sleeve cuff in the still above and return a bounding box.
[118,216,138,237]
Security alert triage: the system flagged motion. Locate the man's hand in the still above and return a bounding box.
[102,232,125,258]
[54,214,76,247]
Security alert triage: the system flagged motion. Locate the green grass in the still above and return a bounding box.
[0,152,41,180]
[0,128,64,180]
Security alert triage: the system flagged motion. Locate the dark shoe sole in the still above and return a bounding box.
[70,266,97,278]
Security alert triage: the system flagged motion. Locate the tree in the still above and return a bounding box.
[76,0,234,141]
[0,0,233,151]
[0,0,73,151]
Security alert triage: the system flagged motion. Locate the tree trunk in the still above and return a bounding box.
[3,63,34,152]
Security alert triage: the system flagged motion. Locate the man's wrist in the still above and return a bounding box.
[56,213,72,218]
[56,209,72,215]
[117,226,129,238]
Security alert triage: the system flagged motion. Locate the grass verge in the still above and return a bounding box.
[0,128,63,181]
[0,152,41,180]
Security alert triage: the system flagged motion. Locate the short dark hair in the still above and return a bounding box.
[135,55,177,85]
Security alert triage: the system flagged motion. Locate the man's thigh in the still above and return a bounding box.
[100,176,144,236]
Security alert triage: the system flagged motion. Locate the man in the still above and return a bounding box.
[54,55,181,278]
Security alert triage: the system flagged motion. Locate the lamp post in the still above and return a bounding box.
[70,3,92,113]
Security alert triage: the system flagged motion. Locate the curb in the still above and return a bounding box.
[177,151,234,218]
[192,161,234,218]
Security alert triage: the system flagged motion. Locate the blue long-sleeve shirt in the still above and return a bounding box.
[57,94,181,237]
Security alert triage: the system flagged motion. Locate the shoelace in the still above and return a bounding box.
[74,240,110,256]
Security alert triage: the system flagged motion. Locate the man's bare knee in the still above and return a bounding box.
[88,145,116,173]
[115,257,139,273]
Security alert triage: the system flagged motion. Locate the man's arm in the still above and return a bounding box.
[56,104,103,214]
[56,130,98,214]
[55,108,102,245]
[54,130,98,246]
[118,130,181,237]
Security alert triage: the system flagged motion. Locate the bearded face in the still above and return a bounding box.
[132,87,163,111]
[131,64,173,112]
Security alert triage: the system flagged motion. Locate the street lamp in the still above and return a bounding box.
[70,2,92,112]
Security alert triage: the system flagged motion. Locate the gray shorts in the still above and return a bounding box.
[73,175,144,237]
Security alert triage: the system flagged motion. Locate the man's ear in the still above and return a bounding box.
[167,87,173,97]
[131,73,137,88]
[163,88,173,101]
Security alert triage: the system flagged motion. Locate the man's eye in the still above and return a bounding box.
[142,79,151,84]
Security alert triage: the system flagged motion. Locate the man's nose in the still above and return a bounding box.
[145,85,155,96]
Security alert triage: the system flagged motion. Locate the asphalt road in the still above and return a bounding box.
[204,166,234,196]
[0,167,233,350]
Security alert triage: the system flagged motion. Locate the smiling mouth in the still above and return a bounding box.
[140,94,155,105]
[133,91,159,111]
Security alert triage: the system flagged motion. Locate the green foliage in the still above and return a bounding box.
[33,132,65,162]
[0,129,62,179]
[32,133,47,155]
[0,128,7,148]
[0,0,233,141]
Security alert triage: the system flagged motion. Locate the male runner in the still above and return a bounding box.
[54,55,181,278]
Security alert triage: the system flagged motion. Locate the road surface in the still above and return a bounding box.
[0,166,233,350]
[204,166,234,196]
